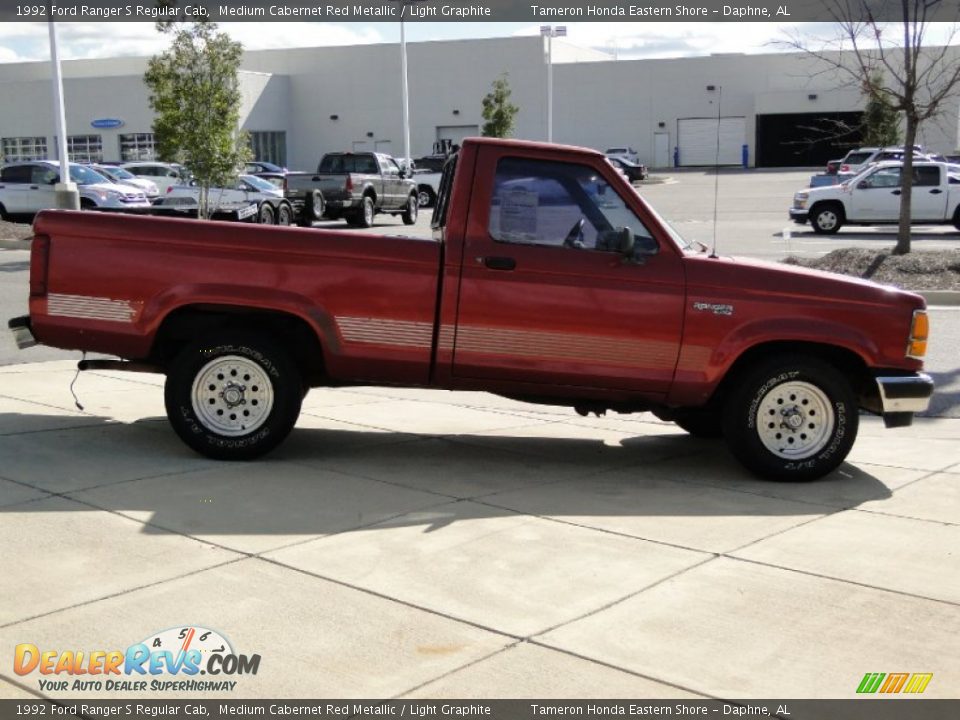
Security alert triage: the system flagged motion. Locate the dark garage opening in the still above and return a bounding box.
[756,112,864,168]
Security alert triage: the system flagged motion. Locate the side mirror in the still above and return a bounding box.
[398,169,407,179]
[616,227,635,255]
[857,180,871,189]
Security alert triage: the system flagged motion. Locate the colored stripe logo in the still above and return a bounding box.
[857,672,933,694]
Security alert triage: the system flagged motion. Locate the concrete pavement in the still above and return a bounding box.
[1,360,958,700]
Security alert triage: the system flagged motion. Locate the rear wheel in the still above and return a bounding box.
[0,202,7,221]
[164,332,302,460]
[401,194,418,225]
[417,186,435,208]
[722,355,857,481]
[257,203,275,225]
[276,202,293,226]
[352,195,375,228]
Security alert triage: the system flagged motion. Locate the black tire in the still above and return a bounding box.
[257,203,275,225]
[276,202,293,226]
[164,332,303,460]
[671,408,723,438]
[80,198,96,210]
[952,206,960,232]
[722,355,858,481]
[401,193,418,225]
[417,185,435,208]
[809,203,843,234]
[354,195,375,228]
[0,202,8,221]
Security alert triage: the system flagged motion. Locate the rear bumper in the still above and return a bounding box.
[8,315,37,349]
[875,373,934,427]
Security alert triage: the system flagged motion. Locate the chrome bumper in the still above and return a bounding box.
[8,315,37,349]
[875,373,934,427]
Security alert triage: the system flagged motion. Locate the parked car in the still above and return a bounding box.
[836,146,928,175]
[790,160,960,233]
[0,161,150,219]
[89,163,160,199]
[245,161,288,175]
[607,157,648,183]
[284,151,418,227]
[605,147,640,165]
[152,174,294,225]
[11,137,933,481]
[119,162,190,195]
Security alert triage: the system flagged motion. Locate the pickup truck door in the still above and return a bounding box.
[846,166,903,222]
[451,152,685,394]
[379,155,404,209]
[908,166,949,220]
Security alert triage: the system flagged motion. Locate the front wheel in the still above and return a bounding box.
[164,332,303,460]
[401,194,418,225]
[810,203,843,234]
[722,356,858,481]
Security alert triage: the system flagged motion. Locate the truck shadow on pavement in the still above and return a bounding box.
[0,413,896,541]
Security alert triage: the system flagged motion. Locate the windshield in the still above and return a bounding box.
[106,167,135,180]
[68,165,111,185]
[644,201,694,252]
[241,174,278,192]
[843,151,873,165]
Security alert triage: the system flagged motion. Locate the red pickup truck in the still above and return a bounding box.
[9,138,933,480]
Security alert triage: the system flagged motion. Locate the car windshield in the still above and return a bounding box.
[241,174,278,192]
[106,167,136,180]
[843,151,873,165]
[68,165,111,185]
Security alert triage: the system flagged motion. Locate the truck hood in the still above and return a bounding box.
[683,253,924,311]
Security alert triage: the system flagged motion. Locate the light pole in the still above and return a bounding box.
[540,25,566,143]
[48,20,78,209]
[388,1,428,170]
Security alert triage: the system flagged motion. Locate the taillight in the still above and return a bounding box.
[345,175,353,192]
[29,234,50,297]
[906,310,929,360]
[166,186,173,194]
[841,165,850,172]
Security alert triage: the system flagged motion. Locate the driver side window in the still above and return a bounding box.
[488,157,655,252]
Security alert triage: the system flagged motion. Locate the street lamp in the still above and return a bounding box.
[540,25,566,143]
[47,20,78,209]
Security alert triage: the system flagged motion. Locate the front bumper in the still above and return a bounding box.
[8,315,37,349]
[875,373,934,427]
[789,208,808,223]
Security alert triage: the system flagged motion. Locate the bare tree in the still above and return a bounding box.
[782,2,960,253]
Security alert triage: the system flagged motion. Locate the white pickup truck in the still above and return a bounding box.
[790,161,960,234]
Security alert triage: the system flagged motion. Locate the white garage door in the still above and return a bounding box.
[436,125,480,148]
[678,117,746,166]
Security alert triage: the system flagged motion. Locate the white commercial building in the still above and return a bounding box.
[0,35,957,170]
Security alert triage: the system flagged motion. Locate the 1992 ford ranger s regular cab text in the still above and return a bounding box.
[9,138,934,480]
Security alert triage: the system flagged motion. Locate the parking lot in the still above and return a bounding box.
[1,169,958,704]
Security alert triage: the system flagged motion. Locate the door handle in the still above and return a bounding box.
[891,190,901,196]
[483,256,516,271]
[930,189,943,194]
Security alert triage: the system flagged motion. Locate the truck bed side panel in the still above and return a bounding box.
[30,211,441,385]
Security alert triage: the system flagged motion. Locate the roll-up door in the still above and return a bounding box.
[677,117,746,166]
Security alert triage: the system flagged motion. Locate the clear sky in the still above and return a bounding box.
[0,21,958,64]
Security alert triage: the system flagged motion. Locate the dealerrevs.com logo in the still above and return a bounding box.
[14,626,260,693]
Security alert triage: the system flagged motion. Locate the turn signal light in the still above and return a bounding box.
[907,310,929,359]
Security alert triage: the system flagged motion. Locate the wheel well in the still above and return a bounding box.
[712,341,870,407]
[362,188,377,203]
[151,306,326,386]
[810,199,845,221]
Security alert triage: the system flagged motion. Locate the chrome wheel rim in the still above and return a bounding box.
[408,196,418,219]
[364,200,373,225]
[191,355,274,436]
[418,190,431,207]
[755,380,833,459]
[312,194,323,217]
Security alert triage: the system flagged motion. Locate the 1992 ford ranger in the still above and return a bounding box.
[9,138,934,480]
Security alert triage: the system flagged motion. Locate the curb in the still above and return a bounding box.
[918,290,960,306]
[0,238,31,251]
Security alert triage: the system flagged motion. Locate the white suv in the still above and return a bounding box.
[0,161,150,218]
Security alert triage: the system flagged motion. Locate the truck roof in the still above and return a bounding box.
[461,136,604,159]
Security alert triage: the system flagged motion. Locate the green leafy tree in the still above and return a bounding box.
[860,72,901,147]
[144,19,251,219]
[481,73,519,138]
